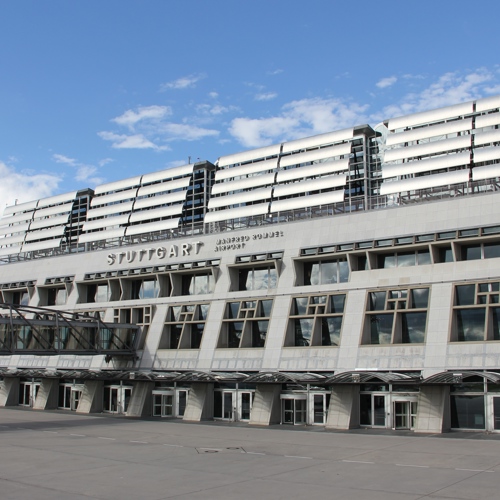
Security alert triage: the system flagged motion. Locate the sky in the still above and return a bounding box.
[1,0,500,213]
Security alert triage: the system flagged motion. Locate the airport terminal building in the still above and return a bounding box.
[1,95,500,433]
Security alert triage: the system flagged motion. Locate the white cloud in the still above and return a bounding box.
[98,131,167,150]
[53,153,77,166]
[159,123,219,141]
[111,105,171,129]
[255,92,277,101]
[267,69,283,75]
[0,161,61,215]
[381,69,496,119]
[75,165,104,185]
[229,97,369,148]
[52,153,105,187]
[376,76,397,89]
[98,158,114,167]
[196,103,237,116]
[160,74,205,90]
[208,91,219,99]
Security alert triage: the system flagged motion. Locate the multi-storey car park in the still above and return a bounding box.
[1,95,500,432]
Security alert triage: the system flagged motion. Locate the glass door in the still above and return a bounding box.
[104,385,132,414]
[19,381,40,407]
[59,383,83,411]
[311,393,330,425]
[360,394,387,427]
[214,390,234,420]
[177,390,188,417]
[153,392,174,417]
[238,391,253,421]
[281,396,307,425]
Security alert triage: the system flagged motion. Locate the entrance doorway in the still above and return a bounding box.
[214,389,254,421]
[360,393,387,427]
[59,382,83,411]
[152,389,189,418]
[103,385,132,414]
[393,400,418,429]
[19,380,40,407]
[281,395,307,425]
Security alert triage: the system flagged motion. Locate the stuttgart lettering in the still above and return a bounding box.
[107,241,203,265]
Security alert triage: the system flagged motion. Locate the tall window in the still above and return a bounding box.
[451,282,500,341]
[362,287,429,344]
[218,299,273,348]
[160,303,209,349]
[285,293,346,347]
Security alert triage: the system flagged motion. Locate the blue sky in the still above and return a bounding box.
[1,0,499,212]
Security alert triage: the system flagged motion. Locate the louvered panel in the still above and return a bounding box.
[78,228,125,243]
[204,203,269,223]
[280,143,351,168]
[215,159,278,181]
[273,174,347,197]
[387,101,473,131]
[137,176,191,197]
[211,172,275,195]
[384,135,471,163]
[270,191,344,212]
[382,152,470,179]
[282,128,354,153]
[218,144,281,167]
[129,205,182,223]
[386,119,472,146]
[134,191,187,210]
[82,214,130,232]
[277,159,349,182]
[125,218,180,236]
[208,187,272,209]
[94,176,142,195]
[380,170,470,195]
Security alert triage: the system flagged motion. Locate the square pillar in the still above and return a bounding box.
[183,383,213,421]
[77,380,104,414]
[249,384,281,426]
[414,385,450,433]
[326,385,360,430]
[0,378,20,406]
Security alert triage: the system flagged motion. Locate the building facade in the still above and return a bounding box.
[1,95,500,432]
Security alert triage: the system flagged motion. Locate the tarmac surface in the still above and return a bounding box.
[1,407,500,499]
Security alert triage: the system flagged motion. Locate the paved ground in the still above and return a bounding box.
[1,408,500,499]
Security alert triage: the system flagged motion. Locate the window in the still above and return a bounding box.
[377,250,431,268]
[159,303,209,349]
[218,299,273,348]
[238,267,277,291]
[303,259,349,285]
[131,278,160,299]
[181,273,214,295]
[451,282,500,341]
[460,242,500,261]
[362,288,429,344]
[285,293,346,347]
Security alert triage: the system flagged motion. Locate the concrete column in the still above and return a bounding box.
[0,378,20,407]
[414,385,450,433]
[249,384,281,426]
[126,381,154,417]
[183,383,213,421]
[33,379,59,410]
[77,380,104,414]
[326,385,360,430]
